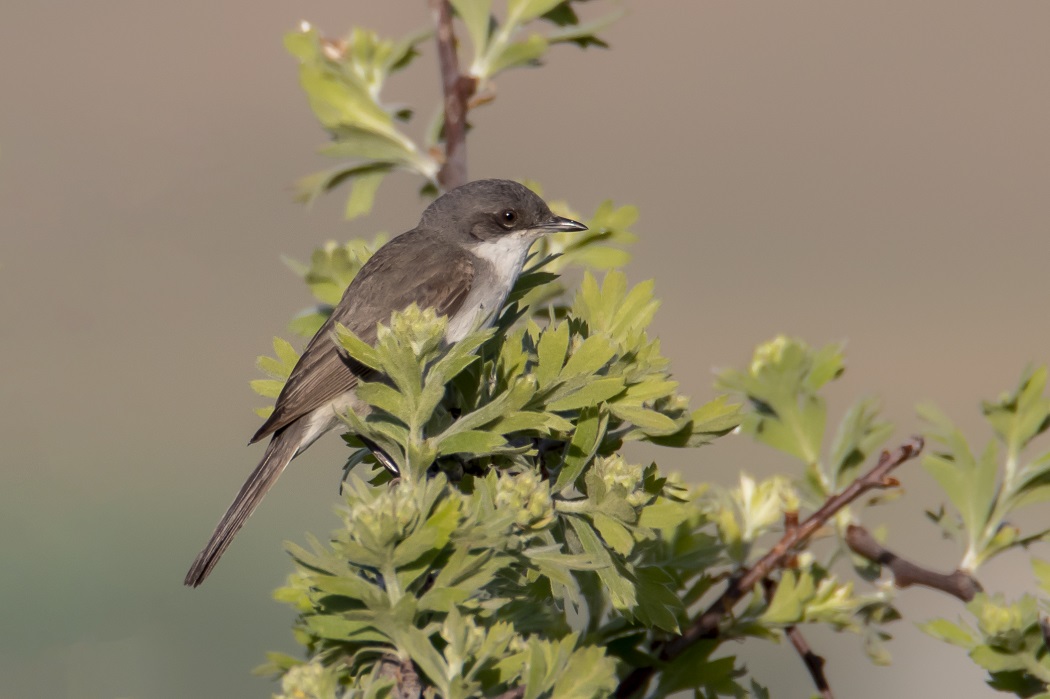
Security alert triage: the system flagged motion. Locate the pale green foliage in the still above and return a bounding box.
[252,336,300,418]
[718,336,892,517]
[921,366,1050,572]
[285,2,616,219]
[921,559,1050,699]
[709,474,799,564]
[448,0,618,86]
[259,4,1050,697]
[759,557,866,630]
[256,222,748,695]
[258,328,909,695]
[283,237,388,337]
[286,25,437,218]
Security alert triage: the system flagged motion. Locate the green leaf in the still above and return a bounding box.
[273,336,300,367]
[335,323,382,371]
[920,618,977,648]
[566,516,636,611]
[983,366,1050,455]
[547,376,623,411]
[553,408,606,492]
[546,10,621,48]
[591,512,634,556]
[441,377,536,437]
[655,640,723,696]
[509,0,566,23]
[550,644,617,699]
[304,614,386,644]
[250,379,284,398]
[344,167,386,219]
[309,573,388,610]
[535,321,569,388]
[608,404,679,435]
[621,378,678,403]
[449,0,492,59]
[489,35,548,75]
[437,429,509,457]
[829,397,893,488]
[560,335,616,378]
[392,495,460,568]
[355,381,409,420]
[805,342,846,392]
[637,499,693,530]
[321,129,418,165]
[635,566,685,633]
[760,570,810,625]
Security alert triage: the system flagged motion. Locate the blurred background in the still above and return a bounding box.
[2,2,1049,697]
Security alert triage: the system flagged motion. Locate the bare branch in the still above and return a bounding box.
[845,524,982,602]
[428,0,476,190]
[492,688,526,699]
[615,438,924,698]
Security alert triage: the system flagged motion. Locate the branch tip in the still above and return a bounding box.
[615,439,925,698]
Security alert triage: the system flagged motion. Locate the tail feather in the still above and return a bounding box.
[184,423,303,587]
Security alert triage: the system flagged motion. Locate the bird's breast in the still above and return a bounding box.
[446,235,533,342]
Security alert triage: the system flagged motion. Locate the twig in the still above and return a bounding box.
[771,515,834,698]
[845,524,981,602]
[428,0,476,190]
[756,563,834,699]
[785,625,834,699]
[614,437,924,699]
[670,438,922,651]
[492,688,526,699]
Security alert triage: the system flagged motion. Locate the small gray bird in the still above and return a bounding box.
[184,179,586,586]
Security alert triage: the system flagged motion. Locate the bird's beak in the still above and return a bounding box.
[540,215,588,233]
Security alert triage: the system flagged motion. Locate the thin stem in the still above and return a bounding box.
[844,524,982,602]
[429,0,475,190]
[614,438,924,699]
[785,625,834,699]
[760,571,834,699]
[383,562,403,604]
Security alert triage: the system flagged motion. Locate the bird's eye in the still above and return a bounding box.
[499,209,518,227]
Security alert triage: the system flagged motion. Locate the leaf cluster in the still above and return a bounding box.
[923,559,1050,699]
[921,367,1050,572]
[266,328,927,697]
[285,1,618,219]
[261,251,751,696]
[260,3,1050,695]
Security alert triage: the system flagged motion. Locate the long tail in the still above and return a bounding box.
[184,422,304,587]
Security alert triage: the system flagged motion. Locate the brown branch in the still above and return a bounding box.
[845,524,982,602]
[615,437,924,699]
[492,688,526,699]
[769,516,834,698]
[785,625,834,699]
[429,0,476,190]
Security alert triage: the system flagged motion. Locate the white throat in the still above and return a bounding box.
[473,234,535,288]
[445,233,536,342]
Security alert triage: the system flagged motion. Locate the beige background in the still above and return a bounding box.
[2,2,1049,697]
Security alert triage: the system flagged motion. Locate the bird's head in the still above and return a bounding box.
[420,179,587,243]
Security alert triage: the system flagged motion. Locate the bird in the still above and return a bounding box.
[184,179,587,586]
